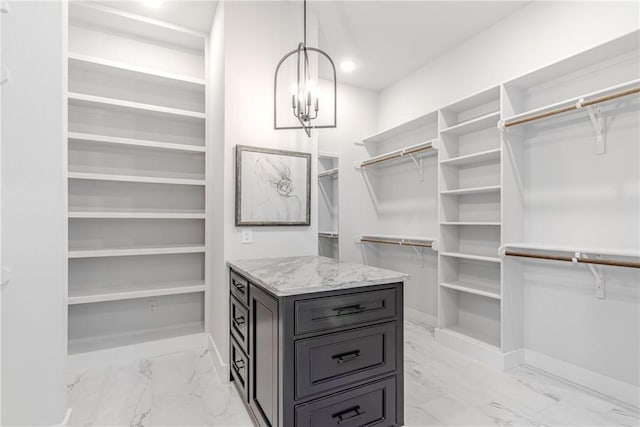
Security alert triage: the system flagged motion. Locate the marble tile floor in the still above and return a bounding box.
[67,319,639,427]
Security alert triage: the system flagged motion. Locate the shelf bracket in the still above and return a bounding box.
[586,105,605,155]
[1,265,12,287]
[577,98,605,155]
[574,252,605,299]
[408,154,423,181]
[409,244,425,267]
[0,66,9,86]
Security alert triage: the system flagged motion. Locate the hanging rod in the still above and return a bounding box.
[318,168,338,178]
[503,85,640,128]
[359,141,435,168]
[319,231,339,239]
[360,237,433,248]
[504,250,640,269]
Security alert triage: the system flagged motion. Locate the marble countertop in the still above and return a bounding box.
[227,256,408,297]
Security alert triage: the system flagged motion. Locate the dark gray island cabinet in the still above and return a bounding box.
[227,256,407,427]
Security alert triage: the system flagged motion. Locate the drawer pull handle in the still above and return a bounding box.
[332,406,366,424]
[332,350,361,364]
[232,359,245,372]
[232,280,245,292]
[232,316,245,328]
[333,304,366,316]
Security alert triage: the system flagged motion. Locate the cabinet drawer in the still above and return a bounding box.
[230,295,249,353]
[230,336,249,402]
[295,377,397,427]
[230,270,250,307]
[295,288,397,335]
[295,322,396,399]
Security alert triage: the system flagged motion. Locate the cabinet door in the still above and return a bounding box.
[249,284,279,427]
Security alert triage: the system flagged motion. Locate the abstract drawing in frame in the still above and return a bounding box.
[235,145,311,226]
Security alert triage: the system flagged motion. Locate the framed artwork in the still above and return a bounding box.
[235,145,311,226]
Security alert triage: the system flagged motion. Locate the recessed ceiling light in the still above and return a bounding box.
[144,0,165,7]
[340,60,356,73]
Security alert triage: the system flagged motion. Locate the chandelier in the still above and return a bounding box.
[274,0,337,137]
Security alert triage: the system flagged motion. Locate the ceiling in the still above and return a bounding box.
[99,1,528,91]
[312,1,529,90]
[99,0,218,33]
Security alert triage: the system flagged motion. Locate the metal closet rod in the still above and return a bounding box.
[360,237,433,248]
[361,142,434,168]
[319,232,339,239]
[504,86,640,128]
[504,250,640,269]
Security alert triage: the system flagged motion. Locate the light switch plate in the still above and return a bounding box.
[241,229,253,244]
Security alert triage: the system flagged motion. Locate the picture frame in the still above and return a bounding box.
[235,145,311,226]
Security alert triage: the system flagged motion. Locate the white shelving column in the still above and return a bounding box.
[66,4,208,356]
[318,154,340,259]
[435,86,522,369]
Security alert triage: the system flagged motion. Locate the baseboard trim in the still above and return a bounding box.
[435,327,523,371]
[50,408,72,427]
[405,307,437,327]
[69,332,206,372]
[207,333,229,383]
[524,349,639,408]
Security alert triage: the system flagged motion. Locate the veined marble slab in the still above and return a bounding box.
[67,320,639,427]
[227,256,408,296]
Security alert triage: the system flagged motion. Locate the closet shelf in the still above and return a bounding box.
[68,244,206,259]
[440,148,501,167]
[441,252,501,263]
[68,52,206,88]
[68,280,205,305]
[68,321,204,355]
[68,132,206,153]
[318,168,339,178]
[441,222,501,226]
[440,111,500,135]
[356,234,437,250]
[501,79,640,128]
[69,3,206,52]
[68,172,206,186]
[68,211,206,219]
[67,92,206,120]
[440,185,501,196]
[360,111,438,144]
[356,140,437,169]
[440,281,501,300]
[318,231,339,239]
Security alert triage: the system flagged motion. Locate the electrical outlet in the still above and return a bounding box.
[148,300,158,312]
[241,229,253,244]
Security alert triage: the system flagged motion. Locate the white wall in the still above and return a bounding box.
[1,1,67,425]
[210,1,320,371]
[317,82,378,264]
[378,1,640,129]
[206,0,227,375]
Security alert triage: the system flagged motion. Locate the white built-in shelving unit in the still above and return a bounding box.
[357,32,639,390]
[355,110,440,327]
[318,154,340,259]
[436,85,505,358]
[66,3,208,355]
